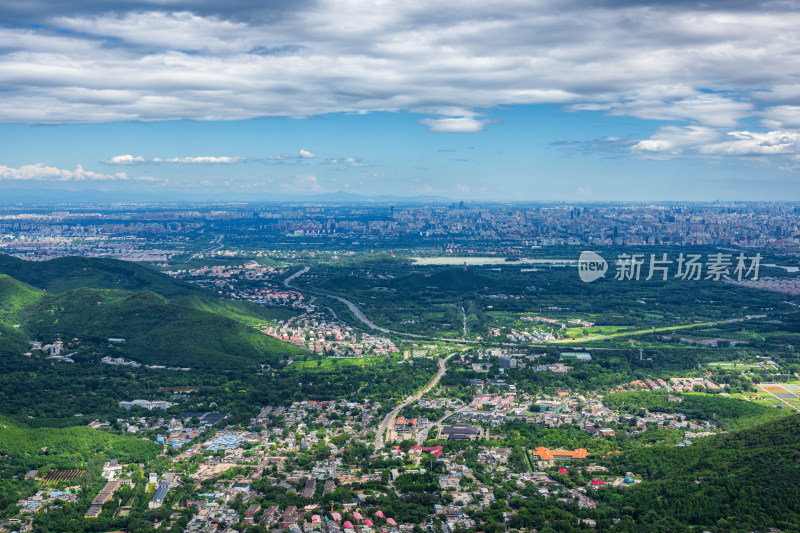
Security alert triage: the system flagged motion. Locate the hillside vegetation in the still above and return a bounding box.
[600,414,800,531]
[0,254,201,298]
[0,415,161,514]
[0,415,160,474]
[0,257,304,370]
[0,253,299,328]
[602,390,788,431]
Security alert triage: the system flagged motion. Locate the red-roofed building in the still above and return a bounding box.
[409,445,444,457]
[531,447,590,462]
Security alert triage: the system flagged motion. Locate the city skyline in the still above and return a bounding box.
[2,1,800,201]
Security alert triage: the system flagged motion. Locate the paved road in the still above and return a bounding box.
[327,293,391,333]
[374,354,453,450]
[284,266,426,338]
[285,267,769,351]
[283,266,546,347]
[283,266,310,288]
[283,266,457,449]
[554,316,765,344]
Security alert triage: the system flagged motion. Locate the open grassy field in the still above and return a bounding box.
[292,355,388,370]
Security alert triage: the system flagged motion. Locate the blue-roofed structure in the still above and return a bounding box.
[148,482,170,509]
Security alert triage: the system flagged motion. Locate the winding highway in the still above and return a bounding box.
[374,353,454,450]
[283,266,460,450]
[283,266,310,288]
[284,266,559,346]
[283,266,765,352]
[283,266,425,338]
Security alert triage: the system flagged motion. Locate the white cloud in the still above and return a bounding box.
[104,155,245,164]
[164,156,244,164]
[583,94,752,129]
[325,157,367,167]
[0,163,129,181]
[2,0,800,171]
[456,184,470,193]
[277,174,325,193]
[632,126,800,160]
[761,106,800,129]
[103,154,147,164]
[0,0,796,134]
[632,126,720,155]
[700,131,800,156]
[53,11,256,55]
[420,117,492,133]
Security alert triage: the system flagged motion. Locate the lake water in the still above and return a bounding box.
[411,257,577,266]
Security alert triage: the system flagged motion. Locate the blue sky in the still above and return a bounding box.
[2,1,800,201]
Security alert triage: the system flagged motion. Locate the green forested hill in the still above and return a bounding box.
[0,275,44,357]
[13,287,301,368]
[0,274,42,316]
[603,390,787,431]
[173,293,298,326]
[0,415,160,513]
[0,253,297,326]
[0,254,201,298]
[0,415,160,473]
[599,414,800,531]
[0,321,29,358]
[0,265,303,370]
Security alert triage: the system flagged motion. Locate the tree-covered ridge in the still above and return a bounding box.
[598,414,800,531]
[0,416,160,473]
[602,391,788,431]
[0,274,303,370]
[0,275,44,358]
[0,254,202,299]
[172,293,298,327]
[0,253,296,325]
[0,274,42,318]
